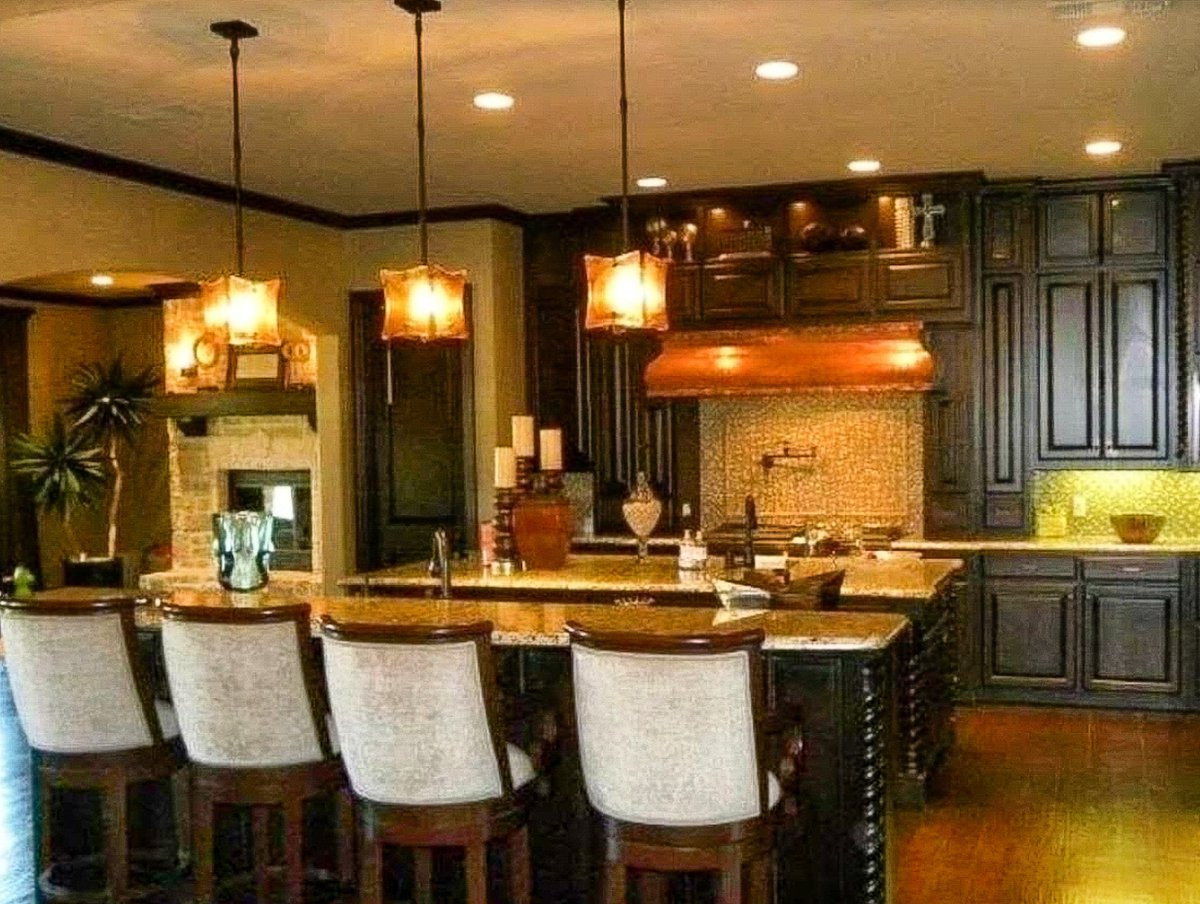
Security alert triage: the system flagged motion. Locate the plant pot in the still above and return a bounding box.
[62,556,125,588]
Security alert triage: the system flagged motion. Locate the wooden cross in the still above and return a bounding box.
[913,192,946,249]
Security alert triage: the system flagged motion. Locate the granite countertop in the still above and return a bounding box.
[28,588,908,653]
[342,553,964,601]
[893,537,1200,555]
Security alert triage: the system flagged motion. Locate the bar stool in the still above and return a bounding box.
[566,622,780,904]
[160,602,353,903]
[320,617,537,904]
[0,596,186,902]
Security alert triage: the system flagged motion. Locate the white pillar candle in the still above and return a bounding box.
[539,428,563,471]
[512,415,536,457]
[494,446,516,489]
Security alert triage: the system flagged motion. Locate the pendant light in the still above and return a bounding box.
[203,20,281,348]
[380,0,469,343]
[583,0,669,334]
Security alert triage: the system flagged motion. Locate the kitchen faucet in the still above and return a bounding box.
[429,528,452,599]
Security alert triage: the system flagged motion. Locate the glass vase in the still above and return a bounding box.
[621,472,662,563]
[213,511,274,592]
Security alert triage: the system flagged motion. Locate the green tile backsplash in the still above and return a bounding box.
[1030,470,1200,538]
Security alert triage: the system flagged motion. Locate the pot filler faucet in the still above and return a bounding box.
[428,528,452,599]
[743,495,758,568]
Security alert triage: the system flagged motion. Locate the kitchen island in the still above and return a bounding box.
[343,553,966,806]
[51,587,908,904]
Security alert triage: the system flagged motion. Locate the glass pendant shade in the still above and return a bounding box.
[584,249,669,332]
[380,265,469,342]
[201,275,281,346]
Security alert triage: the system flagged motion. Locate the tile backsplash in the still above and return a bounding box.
[698,393,924,534]
[1031,470,1200,538]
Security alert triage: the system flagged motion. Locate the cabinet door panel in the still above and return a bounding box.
[700,259,781,321]
[876,252,961,313]
[1084,587,1179,692]
[1103,190,1166,264]
[983,276,1024,492]
[983,197,1024,271]
[785,255,871,315]
[666,263,700,328]
[1104,270,1168,459]
[984,582,1077,688]
[1038,274,1101,460]
[1039,194,1100,266]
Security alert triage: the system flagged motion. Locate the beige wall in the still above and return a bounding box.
[1,150,524,584]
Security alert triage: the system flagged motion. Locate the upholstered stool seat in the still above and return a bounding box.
[0,596,187,903]
[161,602,353,903]
[321,617,536,904]
[567,622,782,904]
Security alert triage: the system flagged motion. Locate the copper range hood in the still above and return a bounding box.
[643,321,935,399]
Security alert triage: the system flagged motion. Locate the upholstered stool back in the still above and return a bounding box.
[321,619,514,806]
[0,597,164,754]
[567,623,770,828]
[161,603,332,768]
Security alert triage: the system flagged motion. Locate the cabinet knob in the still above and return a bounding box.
[1120,566,1142,574]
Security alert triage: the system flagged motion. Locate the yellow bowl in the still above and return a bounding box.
[1110,513,1166,544]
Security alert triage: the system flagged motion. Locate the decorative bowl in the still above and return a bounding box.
[798,221,836,253]
[1110,513,1166,544]
[838,224,870,251]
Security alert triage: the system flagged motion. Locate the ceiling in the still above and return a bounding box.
[0,0,1195,215]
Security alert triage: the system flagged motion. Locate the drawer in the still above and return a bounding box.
[1082,557,1179,583]
[983,554,1076,579]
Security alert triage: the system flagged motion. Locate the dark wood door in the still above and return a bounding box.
[983,581,1077,689]
[0,308,37,579]
[699,258,782,322]
[1083,585,1180,693]
[351,291,471,569]
[1039,194,1100,267]
[1037,273,1102,461]
[1103,190,1166,265]
[982,275,1025,530]
[1103,270,1169,460]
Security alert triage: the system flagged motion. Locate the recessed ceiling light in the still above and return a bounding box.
[636,176,668,189]
[1085,139,1122,156]
[90,273,115,288]
[473,92,514,111]
[754,60,799,81]
[847,159,882,174]
[1076,25,1126,48]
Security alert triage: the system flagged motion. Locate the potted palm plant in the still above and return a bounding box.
[10,414,107,574]
[59,357,160,585]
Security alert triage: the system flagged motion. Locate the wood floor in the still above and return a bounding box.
[1,661,1198,904]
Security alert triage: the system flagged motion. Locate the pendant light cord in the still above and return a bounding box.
[414,10,429,265]
[228,36,246,274]
[618,0,630,250]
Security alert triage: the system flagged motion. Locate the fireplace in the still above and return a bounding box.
[228,469,313,572]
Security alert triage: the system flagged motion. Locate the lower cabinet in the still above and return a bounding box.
[978,554,1192,709]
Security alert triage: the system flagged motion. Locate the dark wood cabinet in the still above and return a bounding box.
[983,580,1077,688]
[785,254,871,315]
[1039,194,1100,267]
[982,275,1025,530]
[876,251,961,313]
[924,326,977,537]
[700,258,782,321]
[1037,273,1102,460]
[982,197,1026,271]
[666,262,700,327]
[1104,190,1166,264]
[0,308,37,580]
[1104,269,1169,459]
[1083,585,1180,693]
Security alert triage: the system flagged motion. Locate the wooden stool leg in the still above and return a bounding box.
[335,788,355,885]
[101,777,129,901]
[717,861,743,904]
[414,847,434,904]
[465,842,488,904]
[252,805,271,902]
[171,766,191,869]
[192,788,215,904]
[603,861,627,904]
[637,871,667,904]
[748,855,770,904]
[283,795,304,903]
[508,825,531,904]
[37,772,52,877]
[359,819,382,904]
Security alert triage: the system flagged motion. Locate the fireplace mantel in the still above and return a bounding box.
[150,388,317,437]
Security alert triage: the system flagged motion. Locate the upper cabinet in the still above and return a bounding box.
[1038,188,1167,269]
[636,173,982,328]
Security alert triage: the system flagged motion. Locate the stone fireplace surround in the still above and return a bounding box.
[140,414,323,596]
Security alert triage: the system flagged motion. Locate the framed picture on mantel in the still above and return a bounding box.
[227,344,285,390]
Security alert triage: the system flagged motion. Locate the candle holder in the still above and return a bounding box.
[493,488,518,574]
[542,468,564,494]
[516,456,536,495]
